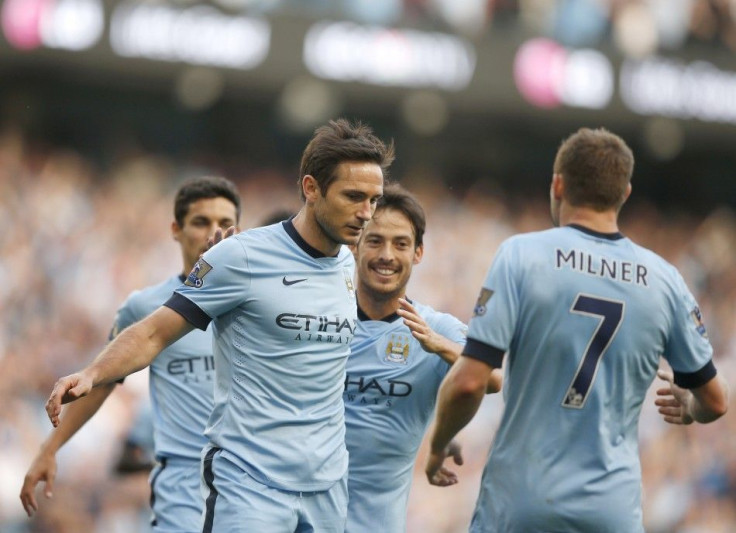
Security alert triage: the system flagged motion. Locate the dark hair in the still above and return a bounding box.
[374,183,426,247]
[553,128,634,211]
[174,176,242,226]
[298,118,395,201]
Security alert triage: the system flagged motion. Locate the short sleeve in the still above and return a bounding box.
[465,239,520,353]
[663,271,714,387]
[174,236,251,320]
[109,292,141,341]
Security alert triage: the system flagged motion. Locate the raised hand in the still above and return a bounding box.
[205,225,238,252]
[397,298,444,354]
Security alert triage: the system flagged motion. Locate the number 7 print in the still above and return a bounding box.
[563,294,624,409]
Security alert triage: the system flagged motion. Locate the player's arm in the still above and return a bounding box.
[397,298,502,393]
[46,306,194,427]
[21,383,116,516]
[655,369,729,424]
[426,355,493,486]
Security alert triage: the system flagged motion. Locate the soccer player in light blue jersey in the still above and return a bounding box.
[425,128,729,533]
[344,183,502,533]
[22,176,241,532]
[45,118,393,533]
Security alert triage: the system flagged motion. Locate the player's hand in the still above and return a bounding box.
[397,298,443,354]
[205,225,238,252]
[45,373,93,427]
[655,369,694,425]
[425,440,463,487]
[19,451,56,516]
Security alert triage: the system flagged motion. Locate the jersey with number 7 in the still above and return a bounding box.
[464,224,715,533]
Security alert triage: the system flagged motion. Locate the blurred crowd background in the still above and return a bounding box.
[2,0,736,532]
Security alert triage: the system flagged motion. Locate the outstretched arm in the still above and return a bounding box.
[397,298,502,393]
[46,306,193,426]
[20,383,116,516]
[426,356,492,486]
[655,369,728,425]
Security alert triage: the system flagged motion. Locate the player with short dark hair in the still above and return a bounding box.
[21,175,241,532]
[344,183,501,533]
[45,118,393,533]
[426,127,729,533]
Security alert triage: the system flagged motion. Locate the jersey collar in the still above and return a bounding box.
[566,223,624,241]
[283,217,335,258]
[356,297,413,323]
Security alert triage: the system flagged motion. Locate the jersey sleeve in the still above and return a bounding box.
[170,237,252,328]
[108,292,144,383]
[108,291,141,341]
[463,239,519,368]
[433,313,468,346]
[429,312,468,377]
[663,271,716,388]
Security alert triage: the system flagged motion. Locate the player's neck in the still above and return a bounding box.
[182,257,196,278]
[291,209,341,257]
[560,205,620,234]
[356,287,403,321]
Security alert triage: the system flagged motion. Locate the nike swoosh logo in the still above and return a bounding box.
[282,276,307,286]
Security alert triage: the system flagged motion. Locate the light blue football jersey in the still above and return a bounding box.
[464,225,716,533]
[167,220,357,492]
[344,301,466,533]
[111,275,214,461]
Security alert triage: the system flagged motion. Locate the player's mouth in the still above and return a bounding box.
[370,264,399,280]
[346,224,364,234]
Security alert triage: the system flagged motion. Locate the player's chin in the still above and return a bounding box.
[365,279,398,296]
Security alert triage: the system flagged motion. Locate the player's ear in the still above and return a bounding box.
[616,183,632,212]
[413,243,424,265]
[172,220,182,242]
[302,175,320,203]
[551,173,564,200]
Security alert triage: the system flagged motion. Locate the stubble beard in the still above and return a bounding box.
[316,211,351,248]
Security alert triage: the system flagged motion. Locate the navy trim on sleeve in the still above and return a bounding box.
[673,360,717,389]
[164,293,212,331]
[462,338,505,369]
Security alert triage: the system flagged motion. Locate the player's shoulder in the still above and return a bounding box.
[202,226,278,262]
[495,228,558,259]
[114,275,181,328]
[625,238,684,284]
[337,244,355,265]
[229,222,291,250]
[244,222,284,238]
[122,275,181,309]
[503,227,557,246]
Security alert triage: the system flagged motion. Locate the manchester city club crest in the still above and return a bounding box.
[385,333,410,364]
[344,268,356,301]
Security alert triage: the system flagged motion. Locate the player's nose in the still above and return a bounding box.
[356,199,373,222]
